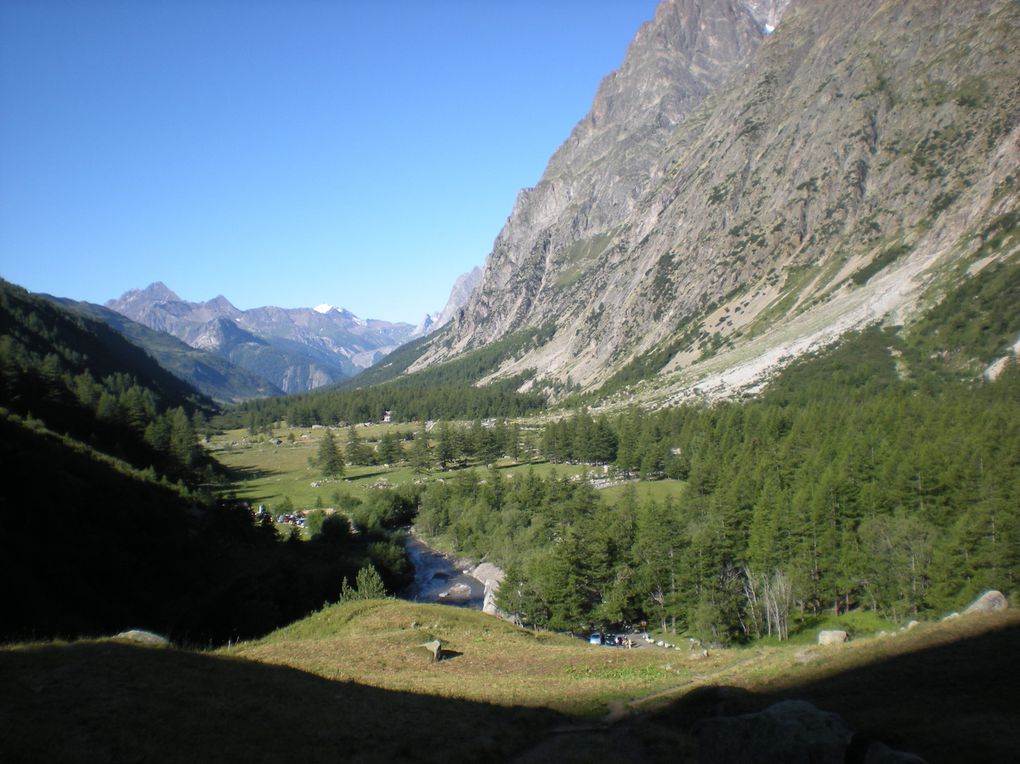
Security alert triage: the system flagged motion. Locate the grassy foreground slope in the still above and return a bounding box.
[227,599,698,715]
[4,600,1014,763]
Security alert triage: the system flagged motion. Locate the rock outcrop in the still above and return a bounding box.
[113,629,171,648]
[469,562,506,617]
[964,590,1009,614]
[436,267,482,329]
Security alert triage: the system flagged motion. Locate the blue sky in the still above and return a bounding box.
[0,0,660,324]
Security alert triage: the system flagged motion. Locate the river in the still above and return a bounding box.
[400,532,485,609]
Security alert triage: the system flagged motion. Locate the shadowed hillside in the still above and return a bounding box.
[2,604,1017,763]
[0,640,560,764]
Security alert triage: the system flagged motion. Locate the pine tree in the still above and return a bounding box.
[378,430,403,464]
[317,430,344,478]
[345,425,373,466]
[436,421,457,470]
[411,426,432,474]
[168,406,196,468]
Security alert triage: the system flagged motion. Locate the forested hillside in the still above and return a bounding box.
[50,296,283,404]
[229,324,558,430]
[0,281,410,644]
[416,324,1019,640]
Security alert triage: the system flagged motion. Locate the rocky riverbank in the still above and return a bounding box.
[400,531,507,614]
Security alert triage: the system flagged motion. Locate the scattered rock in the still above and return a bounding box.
[693,700,853,764]
[963,590,1008,615]
[438,582,472,601]
[905,620,920,631]
[941,612,959,622]
[113,629,170,648]
[421,639,443,662]
[818,629,848,645]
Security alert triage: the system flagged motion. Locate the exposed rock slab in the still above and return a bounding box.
[113,629,171,648]
[964,590,1009,615]
[818,629,848,646]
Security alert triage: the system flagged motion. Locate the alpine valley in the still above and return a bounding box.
[3,1,1020,763]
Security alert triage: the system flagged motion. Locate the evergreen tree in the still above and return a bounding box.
[411,426,432,474]
[436,421,457,470]
[338,564,387,602]
[345,425,373,466]
[168,406,197,468]
[378,430,403,464]
[317,430,344,478]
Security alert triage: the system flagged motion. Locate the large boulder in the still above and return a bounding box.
[472,561,506,617]
[963,590,1008,615]
[113,629,170,648]
[818,629,848,646]
[693,700,853,764]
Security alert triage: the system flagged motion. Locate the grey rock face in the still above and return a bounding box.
[436,266,482,329]
[743,0,791,30]
[421,0,765,361]
[409,0,1020,402]
[963,590,1009,614]
[693,699,854,764]
[107,284,415,393]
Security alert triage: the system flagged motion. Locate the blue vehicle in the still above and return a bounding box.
[588,633,603,645]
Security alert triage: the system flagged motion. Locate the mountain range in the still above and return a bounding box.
[393,0,1019,404]
[49,296,283,404]
[101,277,479,397]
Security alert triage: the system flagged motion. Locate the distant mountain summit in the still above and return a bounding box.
[437,267,482,328]
[409,266,483,339]
[106,285,415,393]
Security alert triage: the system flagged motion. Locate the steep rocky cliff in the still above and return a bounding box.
[410,0,1020,404]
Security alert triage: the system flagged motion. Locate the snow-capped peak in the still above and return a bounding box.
[313,303,334,314]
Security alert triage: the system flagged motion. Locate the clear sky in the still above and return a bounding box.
[0,0,660,324]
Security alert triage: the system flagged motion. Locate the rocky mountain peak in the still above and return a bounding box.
[203,294,239,316]
[106,281,180,312]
